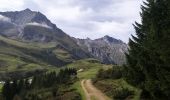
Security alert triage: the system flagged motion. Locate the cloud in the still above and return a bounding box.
[0,0,24,11]
[0,0,144,43]
[0,15,11,22]
[26,22,52,29]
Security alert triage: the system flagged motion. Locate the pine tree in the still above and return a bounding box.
[17,79,24,93]
[125,0,170,99]
[2,81,11,100]
[11,80,18,98]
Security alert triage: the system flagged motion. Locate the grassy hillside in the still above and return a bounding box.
[63,58,112,100]
[65,58,112,79]
[92,66,141,100]
[93,79,141,100]
[65,59,141,100]
[0,36,78,80]
[0,58,141,100]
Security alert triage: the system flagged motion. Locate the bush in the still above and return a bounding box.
[96,66,123,80]
[113,88,134,100]
[111,66,123,79]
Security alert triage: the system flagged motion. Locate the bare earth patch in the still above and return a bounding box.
[81,79,111,100]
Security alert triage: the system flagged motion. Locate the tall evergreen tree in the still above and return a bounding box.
[2,81,11,100]
[124,0,170,99]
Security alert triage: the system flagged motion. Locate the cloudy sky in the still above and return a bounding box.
[0,0,144,43]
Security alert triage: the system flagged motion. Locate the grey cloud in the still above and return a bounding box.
[0,15,11,22]
[0,0,144,43]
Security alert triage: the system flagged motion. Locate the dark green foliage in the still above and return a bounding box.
[2,80,28,100]
[94,66,135,99]
[2,68,77,100]
[125,0,170,99]
[96,66,122,79]
[113,88,134,100]
[2,81,11,100]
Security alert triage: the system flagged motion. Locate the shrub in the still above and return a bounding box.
[113,88,134,100]
[96,66,123,80]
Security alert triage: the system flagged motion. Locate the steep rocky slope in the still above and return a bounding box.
[75,35,128,65]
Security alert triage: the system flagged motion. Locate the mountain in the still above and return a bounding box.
[0,9,91,80]
[75,35,128,65]
[0,8,90,58]
[0,9,128,80]
[0,9,91,57]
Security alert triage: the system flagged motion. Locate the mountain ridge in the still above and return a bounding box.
[0,8,90,59]
[74,35,128,65]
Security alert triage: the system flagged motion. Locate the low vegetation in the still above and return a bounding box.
[65,58,112,100]
[0,83,2,93]
[66,58,112,79]
[93,66,141,100]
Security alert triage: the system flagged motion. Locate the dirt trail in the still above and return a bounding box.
[81,79,111,100]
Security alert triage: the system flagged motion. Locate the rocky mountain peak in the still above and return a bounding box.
[23,8,31,12]
[0,8,55,28]
[75,36,128,65]
[100,35,123,44]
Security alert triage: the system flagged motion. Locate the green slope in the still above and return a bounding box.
[65,58,112,79]
[0,36,78,80]
[64,58,112,100]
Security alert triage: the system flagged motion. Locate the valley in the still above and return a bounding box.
[0,0,169,99]
[0,9,129,99]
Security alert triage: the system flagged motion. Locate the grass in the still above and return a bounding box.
[65,58,113,100]
[118,79,141,100]
[53,49,72,62]
[0,35,75,79]
[0,35,58,49]
[94,79,141,100]
[65,58,103,100]
[91,96,97,100]
[66,58,112,79]
[0,54,48,73]
[0,83,3,93]
[72,81,86,100]
[78,67,100,79]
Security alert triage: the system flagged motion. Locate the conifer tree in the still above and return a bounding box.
[125,0,170,99]
[2,81,11,100]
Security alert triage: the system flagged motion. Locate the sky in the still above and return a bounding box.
[0,0,144,43]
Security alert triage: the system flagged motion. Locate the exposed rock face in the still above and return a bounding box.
[0,8,67,41]
[75,35,128,65]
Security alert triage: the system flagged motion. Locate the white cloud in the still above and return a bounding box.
[0,15,11,22]
[26,22,52,29]
[0,0,24,11]
[0,0,144,43]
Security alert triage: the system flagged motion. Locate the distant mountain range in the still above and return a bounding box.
[0,9,127,79]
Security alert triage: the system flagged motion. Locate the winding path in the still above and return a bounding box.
[81,79,111,100]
